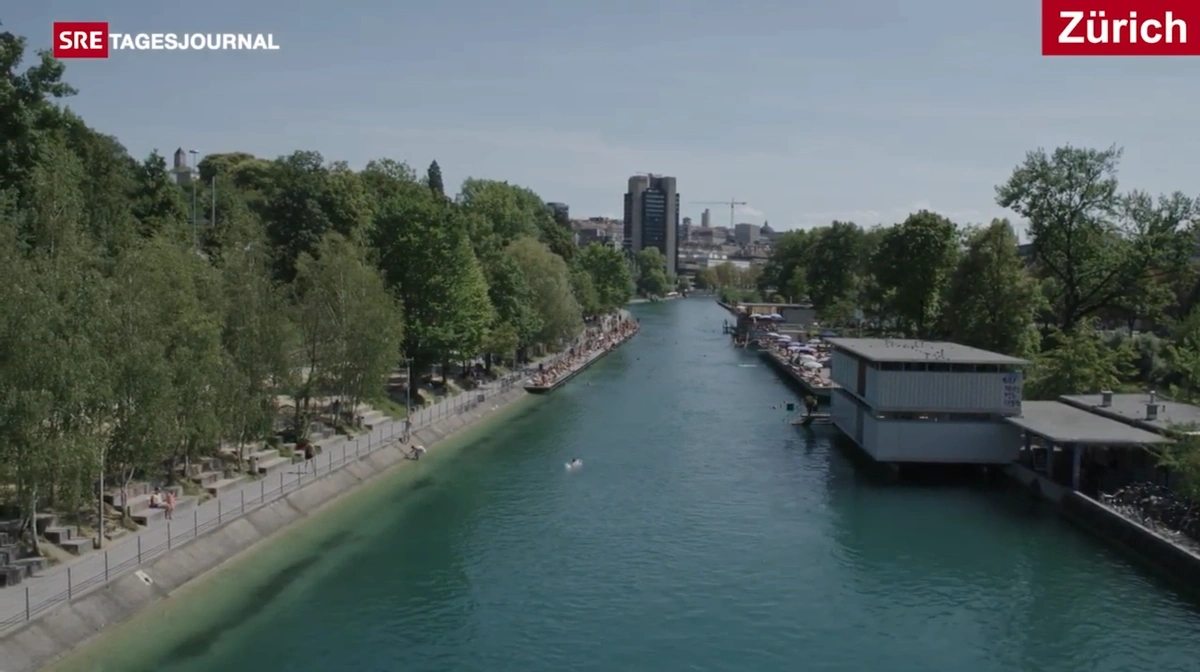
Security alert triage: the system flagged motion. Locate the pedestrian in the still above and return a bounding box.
[301,438,316,472]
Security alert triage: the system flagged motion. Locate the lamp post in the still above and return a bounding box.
[404,357,413,441]
[188,149,199,250]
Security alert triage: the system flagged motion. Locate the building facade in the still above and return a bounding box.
[734,223,758,246]
[624,174,680,275]
[826,338,1028,464]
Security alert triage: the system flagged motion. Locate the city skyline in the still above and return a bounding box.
[10,1,1193,236]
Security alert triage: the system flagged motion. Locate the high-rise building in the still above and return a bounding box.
[700,209,711,228]
[623,174,680,276]
[734,223,758,246]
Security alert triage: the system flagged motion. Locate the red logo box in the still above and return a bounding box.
[1042,0,1200,55]
[53,22,110,59]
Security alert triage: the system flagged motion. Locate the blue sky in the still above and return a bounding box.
[8,0,1196,235]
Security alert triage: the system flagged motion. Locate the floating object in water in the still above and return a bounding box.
[565,459,583,470]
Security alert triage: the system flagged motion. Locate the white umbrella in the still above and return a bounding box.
[787,344,803,351]
[800,353,818,361]
[802,360,822,370]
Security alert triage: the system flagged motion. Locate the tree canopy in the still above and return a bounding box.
[0,29,616,548]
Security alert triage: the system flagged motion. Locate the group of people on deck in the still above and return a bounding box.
[529,317,639,388]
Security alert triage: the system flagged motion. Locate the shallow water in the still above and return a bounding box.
[51,299,1200,672]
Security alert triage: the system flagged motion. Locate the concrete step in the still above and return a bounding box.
[44,526,78,545]
[247,448,280,462]
[13,557,46,577]
[0,566,23,587]
[0,545,19,565]
[131,495,198,525]
[205,477,245,497]
[359,410,388,429]
[192,470,223,487]
[59,538,92,555]
[33,513,57,535]
[256,455,291,475]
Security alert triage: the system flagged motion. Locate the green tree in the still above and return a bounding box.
[805,222,864,310]
[873,211,959,338]
[570,266,601,316]
[941,220,1041,357]
[216,232,294,461]
[758,229,811,297]
[372,180,492,375]
[506,236,583,346]
[576,242,634,310]
[294,233,405,421]
[130,151,189,239]
[634,247,670,297]
[264,151,373,282]
[1025,320,1133,400]
[995,145,1195,331]
[426,160,445,199]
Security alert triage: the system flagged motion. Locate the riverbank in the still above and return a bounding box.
[0,376,535,672]
[526,317,639,394]
[1006,463,1200,602]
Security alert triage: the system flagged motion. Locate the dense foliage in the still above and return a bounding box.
[755,147,1200,406]
[0,32,635,540]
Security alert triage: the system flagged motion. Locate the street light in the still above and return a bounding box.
[188,149,199,250]
[403,357,413,441]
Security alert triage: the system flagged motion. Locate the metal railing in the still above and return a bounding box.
[0,368,532,635]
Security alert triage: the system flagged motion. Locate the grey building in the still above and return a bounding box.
[623,174,680,276]
[734,223,758,246]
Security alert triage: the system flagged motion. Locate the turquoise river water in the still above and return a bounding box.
[49,299,1200,672]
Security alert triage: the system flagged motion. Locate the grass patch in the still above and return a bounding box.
[369,395,409,419]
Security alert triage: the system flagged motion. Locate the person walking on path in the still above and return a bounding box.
[299,438,316,473]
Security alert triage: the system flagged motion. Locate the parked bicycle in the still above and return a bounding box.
[1100,482,1200,544]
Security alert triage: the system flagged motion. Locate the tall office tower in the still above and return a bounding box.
[700,208,711,229]
[623,174,680,276]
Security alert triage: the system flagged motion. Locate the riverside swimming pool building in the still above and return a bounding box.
[826,338,1029,464]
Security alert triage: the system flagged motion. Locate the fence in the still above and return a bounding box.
[0,366,539,635]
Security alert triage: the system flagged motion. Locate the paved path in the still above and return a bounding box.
[0,364,550,633]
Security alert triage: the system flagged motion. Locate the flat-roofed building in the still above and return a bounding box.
[826,338,1029,464]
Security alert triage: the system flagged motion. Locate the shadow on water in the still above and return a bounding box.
[155,529,353,667]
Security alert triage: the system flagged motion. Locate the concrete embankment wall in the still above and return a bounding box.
[0,386,528,672]
[1006,463,1200,601]
[1058,491,1200,600]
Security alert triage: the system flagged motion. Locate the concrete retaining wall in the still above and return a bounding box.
[1058,491,1200,600]
[0,387,528,672]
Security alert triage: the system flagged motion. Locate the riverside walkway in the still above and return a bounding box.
[0,365,541,634]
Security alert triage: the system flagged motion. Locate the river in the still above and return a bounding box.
[49,299,1200,672]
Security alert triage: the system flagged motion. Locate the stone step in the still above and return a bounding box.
[13,557,46,577]
[44,526,78,545]
[33,513,57,535]
[0,566,23,587]
[359,410,388,428]
[247,448,280,462]
[0,545,18,566]
[192,470,224,487]
[205,477,245,497]
[59,538,92,555]
[256,455,291,475]
[131,495,198,525]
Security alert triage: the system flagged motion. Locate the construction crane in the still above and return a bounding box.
[692,199,748,227]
